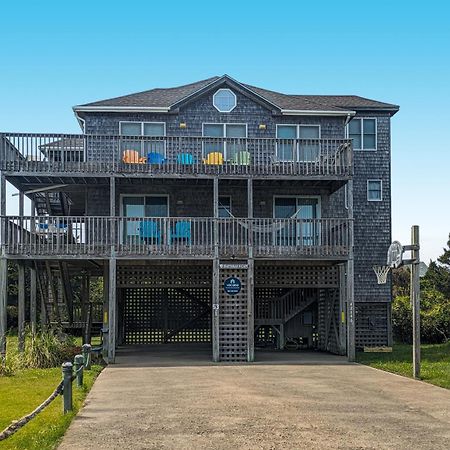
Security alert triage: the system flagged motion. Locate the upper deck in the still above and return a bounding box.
[0,133,352,180]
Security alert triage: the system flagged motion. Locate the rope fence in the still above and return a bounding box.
[0,343,96,442]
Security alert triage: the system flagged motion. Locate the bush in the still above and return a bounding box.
[0,354,18,376]
[7,305,18,329]
[19,327,78,369]
[392,291,450,344]
[392,296,412,344]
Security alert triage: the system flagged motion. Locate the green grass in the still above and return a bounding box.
[0,335,103,449]
[357,341,450,389]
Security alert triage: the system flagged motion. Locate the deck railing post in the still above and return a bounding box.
[62,362,73,413]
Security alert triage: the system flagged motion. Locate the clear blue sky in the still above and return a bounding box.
[1,0,449,262]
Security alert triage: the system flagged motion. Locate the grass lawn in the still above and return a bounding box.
[357,341,450,389]
[0,335,102,449]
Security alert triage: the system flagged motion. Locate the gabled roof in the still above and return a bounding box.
[74,74,399,116]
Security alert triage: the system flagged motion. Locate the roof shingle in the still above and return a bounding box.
[75,75,399,113]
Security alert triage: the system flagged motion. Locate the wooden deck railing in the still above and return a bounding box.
[0,133,352,178]
[1,216,351,259]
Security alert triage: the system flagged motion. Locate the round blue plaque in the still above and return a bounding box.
[223,277,241,295]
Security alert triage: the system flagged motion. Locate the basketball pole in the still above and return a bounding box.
[411,225,421,379]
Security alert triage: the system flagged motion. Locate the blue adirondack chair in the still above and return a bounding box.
[138,220,161,243]
[170,221,191,244]
[176,153,194,165]
[147,152,166,165]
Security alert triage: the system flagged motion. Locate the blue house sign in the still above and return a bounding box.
[223,277,241,295]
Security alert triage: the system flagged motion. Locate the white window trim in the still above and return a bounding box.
[272,195,322,246]
[201,123,248,159]
[213,88,237,113]
[275,124,321,162]
[346,117,377,151]
[120,193,170,217]
[367,179,383,202]
[272,195,322,219]
[119,121,167,157]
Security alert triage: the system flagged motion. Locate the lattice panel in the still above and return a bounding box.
[255,265,339,288]
[356,302,389,348]
[117,265,212,288]
[124,287,211,344]
[219,267,248,362]
[317,289,341,354]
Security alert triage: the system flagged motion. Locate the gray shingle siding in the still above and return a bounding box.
[84,89,393,311]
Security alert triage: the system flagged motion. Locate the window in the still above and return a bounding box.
[218,196,232,218]
[122,195,169,240]
[367,180,382,201]
[213,89,237,112]
[348,118,376,150]
[276,125,320,161]
[274,197,320,246]
[202,123,247,159]
[120,121,166,157]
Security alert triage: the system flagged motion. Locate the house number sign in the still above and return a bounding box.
[224,277,241,295]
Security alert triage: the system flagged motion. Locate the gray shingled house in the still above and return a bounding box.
[0,75,399,362]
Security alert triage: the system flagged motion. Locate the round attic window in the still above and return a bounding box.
[213,89,237,112]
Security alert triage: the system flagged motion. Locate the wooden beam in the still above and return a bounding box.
[108,258,117,363]
[102,262,109,360]
[0,258,7,356]
[30,267,37,333]
[18,263,25,352]
[247,258,254,362]
[58,262,74,324]
[338,264,347,355]
[346,179,355,362]
[164,308,210,342]
[212,258,219,362]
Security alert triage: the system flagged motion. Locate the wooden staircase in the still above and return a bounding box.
[255,289,316,327]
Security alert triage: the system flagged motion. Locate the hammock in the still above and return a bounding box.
[219,204,305,234]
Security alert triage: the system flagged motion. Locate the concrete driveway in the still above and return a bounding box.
[59,345,450,450]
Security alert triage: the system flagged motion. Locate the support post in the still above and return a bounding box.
[247,258,254,362]
[18,263,25,352]
[30,267,37,333]
[346,179,355,362]
[102,262,109,360]
[338,264,347,355]
[108,258,117,363]
[0,258,7,356]
[62,362,73,413]
[411,225,420,379]
[0,173,6,357]
[247,178,254,362]
[212,177,220,362]
[212,259,220,362]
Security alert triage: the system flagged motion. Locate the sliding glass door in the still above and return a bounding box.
[123,196,168,242]
[274,197,320,246]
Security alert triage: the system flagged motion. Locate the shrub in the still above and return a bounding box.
[7,305,18,329]
[392,291,450,344]
[19,327,78,369]
[0,353,18,376]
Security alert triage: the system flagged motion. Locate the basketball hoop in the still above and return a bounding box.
[387,241,404,268]
[373,265,391,284]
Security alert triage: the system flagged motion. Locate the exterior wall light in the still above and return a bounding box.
[179,122,187,129]
[258,124,267,130]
